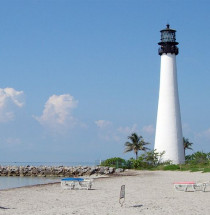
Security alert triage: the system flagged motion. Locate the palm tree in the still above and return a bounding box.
[124,133,150,160]
[183,137,193,157]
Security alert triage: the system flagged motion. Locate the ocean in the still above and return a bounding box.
[0,161,99,167]
[0,176,60,190]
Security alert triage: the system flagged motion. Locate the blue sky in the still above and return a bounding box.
[0,0,210,163]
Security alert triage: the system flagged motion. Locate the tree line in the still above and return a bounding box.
[100,133,210,172]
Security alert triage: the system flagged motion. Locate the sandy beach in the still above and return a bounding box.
[0,170,210,215]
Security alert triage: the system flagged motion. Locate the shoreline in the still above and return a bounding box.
[0,181,60,191]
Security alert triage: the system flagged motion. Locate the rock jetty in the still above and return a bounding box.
[0,166,124,177]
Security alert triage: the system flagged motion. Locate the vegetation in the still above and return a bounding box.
[100,157,127,168]
[128,150,165,169]
[101,151,210,172]
[101,134,210,173]
[124,133,150,160]
[185,151,210,164]
[100,157,133,169]
[183,137,193,157]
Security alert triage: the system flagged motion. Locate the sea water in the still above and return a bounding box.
[0,161,99,167]
[0,176,60,190]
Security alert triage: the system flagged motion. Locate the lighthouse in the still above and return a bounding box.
[154,24,185,164]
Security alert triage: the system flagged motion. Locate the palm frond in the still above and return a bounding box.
[124,133,151,158]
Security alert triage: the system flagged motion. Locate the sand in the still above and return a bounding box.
[0,170,210,215]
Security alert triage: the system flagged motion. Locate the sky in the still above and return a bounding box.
[0,0,210,163]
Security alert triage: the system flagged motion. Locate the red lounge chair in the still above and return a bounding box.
[173,181,196,192]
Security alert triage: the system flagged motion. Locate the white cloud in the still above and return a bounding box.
[95,120,112,129]
[95,123,139,142]
[97,124,139,143]
[35,94,78,129]
[0,87,24,122]
[95,122,155,144]
[117,124,138,135]
[142,124,155,134]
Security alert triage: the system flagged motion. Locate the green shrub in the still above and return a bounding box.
[124,159,133,169]
[129,157,150,169]
[100,157,127,168]
[127,150,165,170]
[141,150,165,167]
[186,151,210,165]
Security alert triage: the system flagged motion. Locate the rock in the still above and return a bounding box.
[115,168,124,173]
[109,167,115,174]
[0,165,116,177]
[99,166,105,174]
[89,167,96,175]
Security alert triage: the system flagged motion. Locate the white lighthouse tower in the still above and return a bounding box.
[154,24,185,164]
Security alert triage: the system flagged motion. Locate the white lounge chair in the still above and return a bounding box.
[194,181,210,192]
[61,178,93,190]
[174,181,210,192]
[173,181,196,192]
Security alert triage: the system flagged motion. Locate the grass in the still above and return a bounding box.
[128,163,210,173]
[152,163,210,173]
[202,168,210,173]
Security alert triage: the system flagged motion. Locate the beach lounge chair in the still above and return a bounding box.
[173,181,196,192]
[61,178,93,190]
[174,181,210,192]
[194,181,210,192]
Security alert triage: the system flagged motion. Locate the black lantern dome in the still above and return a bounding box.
[158,24,179,55]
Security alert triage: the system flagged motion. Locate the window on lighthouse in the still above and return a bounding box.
[161,32,175,42]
